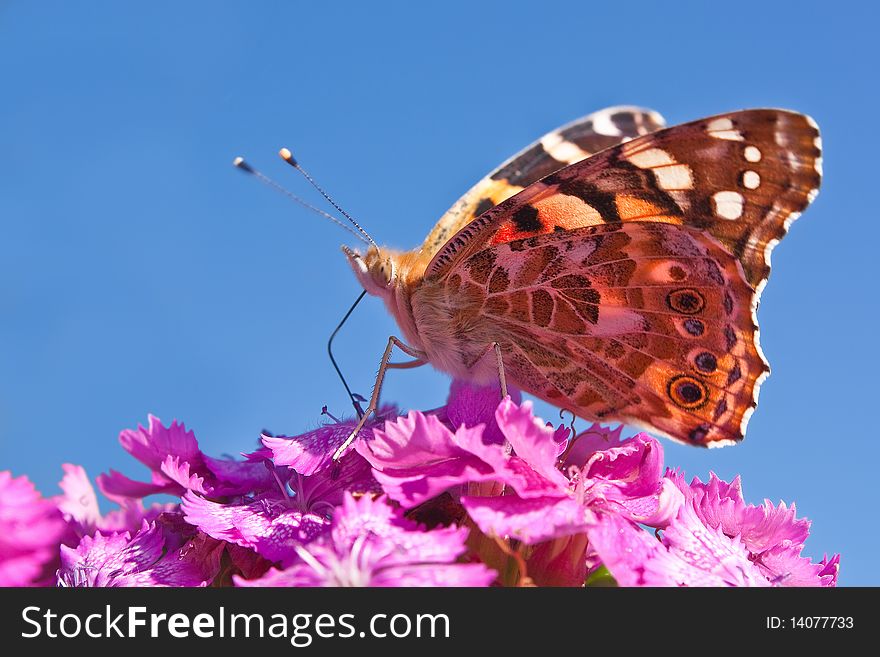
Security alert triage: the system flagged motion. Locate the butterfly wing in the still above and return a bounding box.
[427,109,821,291]
[418,109,821,445]
[420,106,666,257]
[421,222,764,445]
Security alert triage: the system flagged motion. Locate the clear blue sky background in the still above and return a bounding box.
[2,1,876,585]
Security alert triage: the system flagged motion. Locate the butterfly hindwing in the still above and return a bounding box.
[418,222,765,446]
[420,106,667,258]
[426,109,821,292]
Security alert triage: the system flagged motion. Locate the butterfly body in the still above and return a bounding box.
[344,107,821,448]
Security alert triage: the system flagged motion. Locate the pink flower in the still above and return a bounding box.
[358,393,673,545]
[259,405,397,475]
[235,494,496,587]
[588,507,770,586]
[182,452,376,566]
[57,515,223,587]
[0,472,67,586]
[588,472,839,587]
[0,380,840,588]
[97,415,275,501]
[58,464,175,537]
[667,472,838,586]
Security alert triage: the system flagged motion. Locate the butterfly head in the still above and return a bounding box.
[343,245,398,298]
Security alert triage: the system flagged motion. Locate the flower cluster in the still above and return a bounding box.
[0,382,838,586]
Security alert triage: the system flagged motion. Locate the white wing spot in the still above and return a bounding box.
[654,165,694,190]
[712,191,744,220]
[540,133,590,164]
[742,170,760,189]
[706,117,743,141]
[648,110,666,127]
[627,148,694,190]
[592,111,623,136]
[744,145,762,162]
[627,147,675,168]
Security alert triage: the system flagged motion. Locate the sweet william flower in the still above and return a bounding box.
[235,493,496,587]
[259,405,397,475]
[588,506,771,586]
[58,463,175,537]
[0,379,839,587]
[0,472,67,586]
[57,515,223,587]
[182,451,377,566]
[666,471,839,586]
[588,472,839,587]
[97,415,275,502]
[358,391,674,545]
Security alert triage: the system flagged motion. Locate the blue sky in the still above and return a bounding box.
[1,1,876,585]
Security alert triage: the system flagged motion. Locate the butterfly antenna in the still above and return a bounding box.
[278,148,378,249]
[328,289,368,418]
[232,156,370,245]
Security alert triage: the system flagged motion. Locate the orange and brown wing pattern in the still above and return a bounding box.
[427,109,821,292]
[425,222,766,446]
[420,106,666,257]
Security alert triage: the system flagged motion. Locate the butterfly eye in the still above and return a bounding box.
[379,260,394,284]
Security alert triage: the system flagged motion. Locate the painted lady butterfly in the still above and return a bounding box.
[340,106,822,455]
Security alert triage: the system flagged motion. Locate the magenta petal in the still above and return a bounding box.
[587,512,677,586]
[99,499,176,533]
[583,433,665,501]
[666,470,829,583]
[238,494,496,587]
[620,477,685,527]
[262,407,396,475]
[442,379,520,446]
[494,399,569,489]
[753,544,837,587]
[117,532,224,587]
[369,563,496,587]
[589,509,769,587]
[462,495,592,544]
[0,471,66,586]
[58,520,222,587]
[96,469,178,502]
[359,411,470,468]
[58,521,177,587]
[562,424,625,469]
[359,412,496,508]
[58,464,101,534]
[203,455,276,493]
[818,554,840,586]
[160,456,209,494]
[181,492,329,566]
[120,415,202,472]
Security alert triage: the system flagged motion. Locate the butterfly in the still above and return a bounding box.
[340,106,821,455]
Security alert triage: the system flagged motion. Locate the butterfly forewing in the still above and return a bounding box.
[420,106,667,258]
[427,108,821,292]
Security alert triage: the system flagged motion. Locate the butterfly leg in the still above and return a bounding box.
[331,336,427,462]
[464,342,508,398]
[493,342,508,398]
